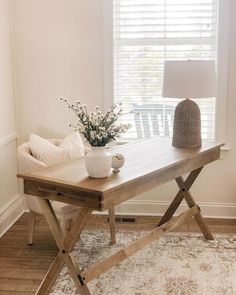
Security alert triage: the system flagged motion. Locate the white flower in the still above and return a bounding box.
[60,97,67,102]
[62,99,129,147]
[90,131,95,140]
[77,126,83,132]
[95,134,103,140]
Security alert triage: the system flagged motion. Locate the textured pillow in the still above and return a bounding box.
[29,132,85,166]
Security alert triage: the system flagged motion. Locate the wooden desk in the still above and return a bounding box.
[18,137,223,295]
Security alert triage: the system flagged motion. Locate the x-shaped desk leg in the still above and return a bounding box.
[36,199,93,295]
[158,167,213,240]
[35,167,213,295]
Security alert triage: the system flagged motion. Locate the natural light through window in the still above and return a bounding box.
[113,0,218,140]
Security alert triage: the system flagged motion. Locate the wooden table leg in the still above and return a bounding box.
[36,200,93,295]
[158,167,203,226]
[65,207,93,252]
[175,176,214,240]
[36,253,64,295]
[81,206,199,283]
[108,207,116,245]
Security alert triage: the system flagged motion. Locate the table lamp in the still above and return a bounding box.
[162,60,216,148]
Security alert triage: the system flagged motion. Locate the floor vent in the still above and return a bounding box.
[107,217,136,223]
[121,217,136,223]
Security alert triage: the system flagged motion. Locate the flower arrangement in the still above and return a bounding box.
[60,98,131,147]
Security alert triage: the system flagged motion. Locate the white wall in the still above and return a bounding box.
[13,0,103,141]
[0,0,24,237]
[12,0,236,218]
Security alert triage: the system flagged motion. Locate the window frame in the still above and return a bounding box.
[102,0,231,144]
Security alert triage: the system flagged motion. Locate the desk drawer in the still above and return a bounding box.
[24,180,103,211]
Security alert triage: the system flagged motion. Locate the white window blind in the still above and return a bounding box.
[113,0,218,140]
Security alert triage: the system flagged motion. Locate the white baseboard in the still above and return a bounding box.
[1,196,235,237]
[0,194,26,237]
[114,200,236,219]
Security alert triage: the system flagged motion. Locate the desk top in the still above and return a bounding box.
[18,137,223,210]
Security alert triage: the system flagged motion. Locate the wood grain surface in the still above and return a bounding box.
[17,137,223,211]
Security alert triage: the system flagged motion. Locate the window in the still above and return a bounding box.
[112,0,219,140]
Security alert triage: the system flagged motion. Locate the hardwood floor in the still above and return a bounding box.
[0,213,235,294]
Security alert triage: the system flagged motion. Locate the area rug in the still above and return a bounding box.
[50,230,236,295]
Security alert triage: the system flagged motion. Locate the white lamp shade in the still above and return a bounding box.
[162,60,217,98]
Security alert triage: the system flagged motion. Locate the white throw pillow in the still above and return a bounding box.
[29,132,85,166]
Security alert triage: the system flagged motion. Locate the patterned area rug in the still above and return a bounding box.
[51,230,236,295]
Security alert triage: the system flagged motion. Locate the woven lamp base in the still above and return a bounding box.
[172,99,202,148]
